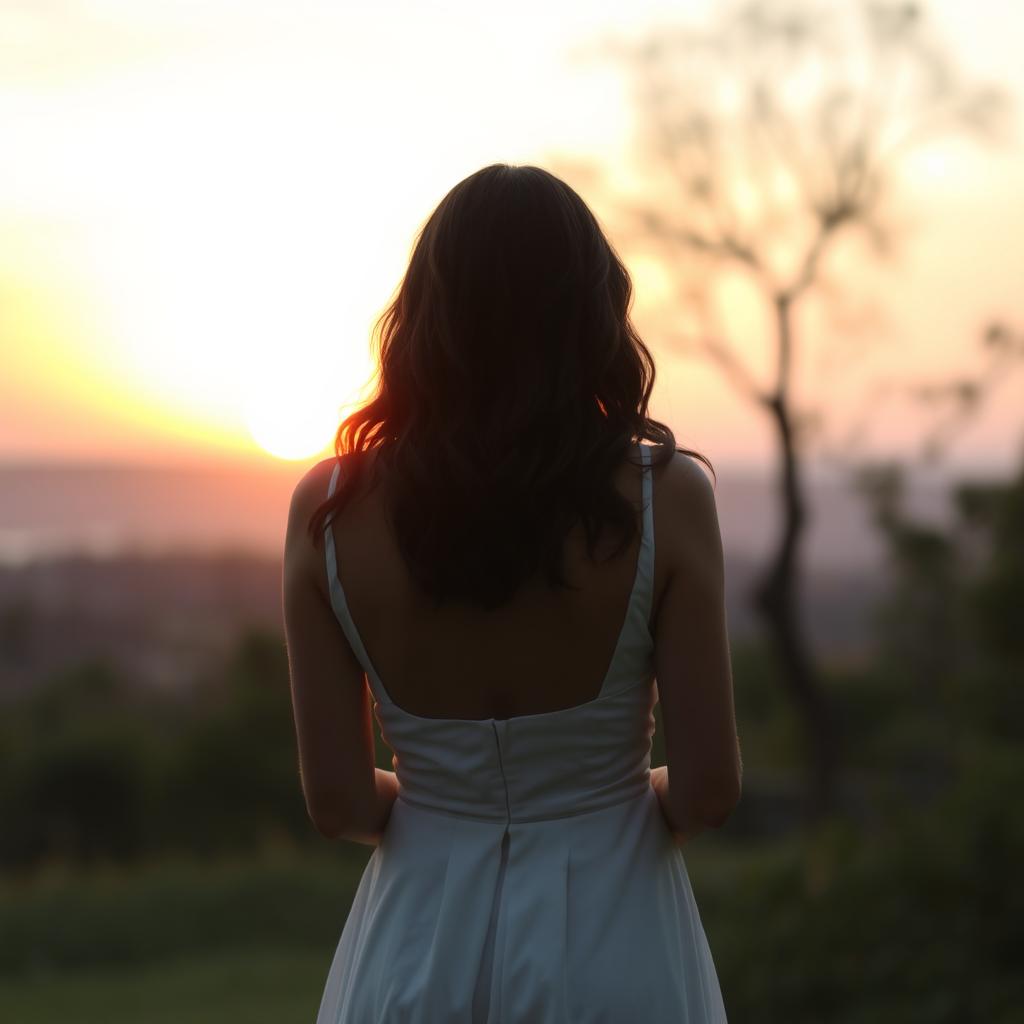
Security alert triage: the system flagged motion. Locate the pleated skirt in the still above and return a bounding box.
[315,786,727,1023]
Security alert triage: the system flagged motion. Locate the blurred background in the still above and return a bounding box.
[1,1,1022,1020]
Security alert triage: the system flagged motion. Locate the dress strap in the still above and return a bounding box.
[591,441,656,702]
[323,460,392,705]
[637,442,655,634]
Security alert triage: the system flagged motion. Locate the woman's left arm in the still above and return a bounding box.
[282,461,399,847]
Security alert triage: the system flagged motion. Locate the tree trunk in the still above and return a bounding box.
[751,299,839,819]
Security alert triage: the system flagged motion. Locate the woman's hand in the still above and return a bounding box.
[372,768,400,837]
[649,765,705,845]
[649,765,675,831]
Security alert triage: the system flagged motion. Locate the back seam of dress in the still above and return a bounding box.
[471,721,513,1022]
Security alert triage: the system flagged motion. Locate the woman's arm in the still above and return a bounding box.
[651,454,743,843]
[323,768,400,847]
[284,461,400,848]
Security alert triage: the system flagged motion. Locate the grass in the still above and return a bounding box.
[0,947,330,1024]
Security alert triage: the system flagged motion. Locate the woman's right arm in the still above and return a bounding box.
[650,453,742,842]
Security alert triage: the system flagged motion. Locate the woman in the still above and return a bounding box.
[283,163,741,1023]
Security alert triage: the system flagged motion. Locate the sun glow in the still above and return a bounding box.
[244,390,339,461]
[2,3,1022,469]
[0,14,419,462]
[78,202,385,461]
[242,361,374,461]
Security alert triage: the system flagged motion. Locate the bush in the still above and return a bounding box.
[703,741,1024,1023]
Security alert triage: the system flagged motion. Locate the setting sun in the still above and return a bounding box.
[244,393,338,461]
[240,337,378,460]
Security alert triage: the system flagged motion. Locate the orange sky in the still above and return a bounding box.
[1,0,1021,474]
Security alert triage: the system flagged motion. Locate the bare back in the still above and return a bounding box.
[321,446,673,721]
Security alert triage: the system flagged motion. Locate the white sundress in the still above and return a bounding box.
[315,442,727,1023]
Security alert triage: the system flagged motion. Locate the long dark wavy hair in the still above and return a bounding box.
[309,164,714,610]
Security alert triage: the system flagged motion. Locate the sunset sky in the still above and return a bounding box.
[2,0,1022,474]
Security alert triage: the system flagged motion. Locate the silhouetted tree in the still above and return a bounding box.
[580,0,1006,816]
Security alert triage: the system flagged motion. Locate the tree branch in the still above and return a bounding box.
[639,209,765,275]
[664,328,769,406]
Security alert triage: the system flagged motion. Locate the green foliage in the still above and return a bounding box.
[693,451,1024,1020]
[0,661,160,867]
[959,463,1024,665]
[858,452,1024,740]
[1,725,152,865]
[0,629,317,868]
[155,629,310,855]
[693,740,1024,1023]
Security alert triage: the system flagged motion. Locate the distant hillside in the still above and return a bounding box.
[0,552,281,698]
[0,458,962,569]
[0,547,881,701]
[0,457,970,696]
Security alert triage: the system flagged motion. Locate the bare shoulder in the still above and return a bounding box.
[283,457,342,583]
[653,449,720,538]
[290,449,379,518]
[288,457,341,521]
[651,448,724,594]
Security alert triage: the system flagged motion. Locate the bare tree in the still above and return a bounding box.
[578,1,1006,817]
